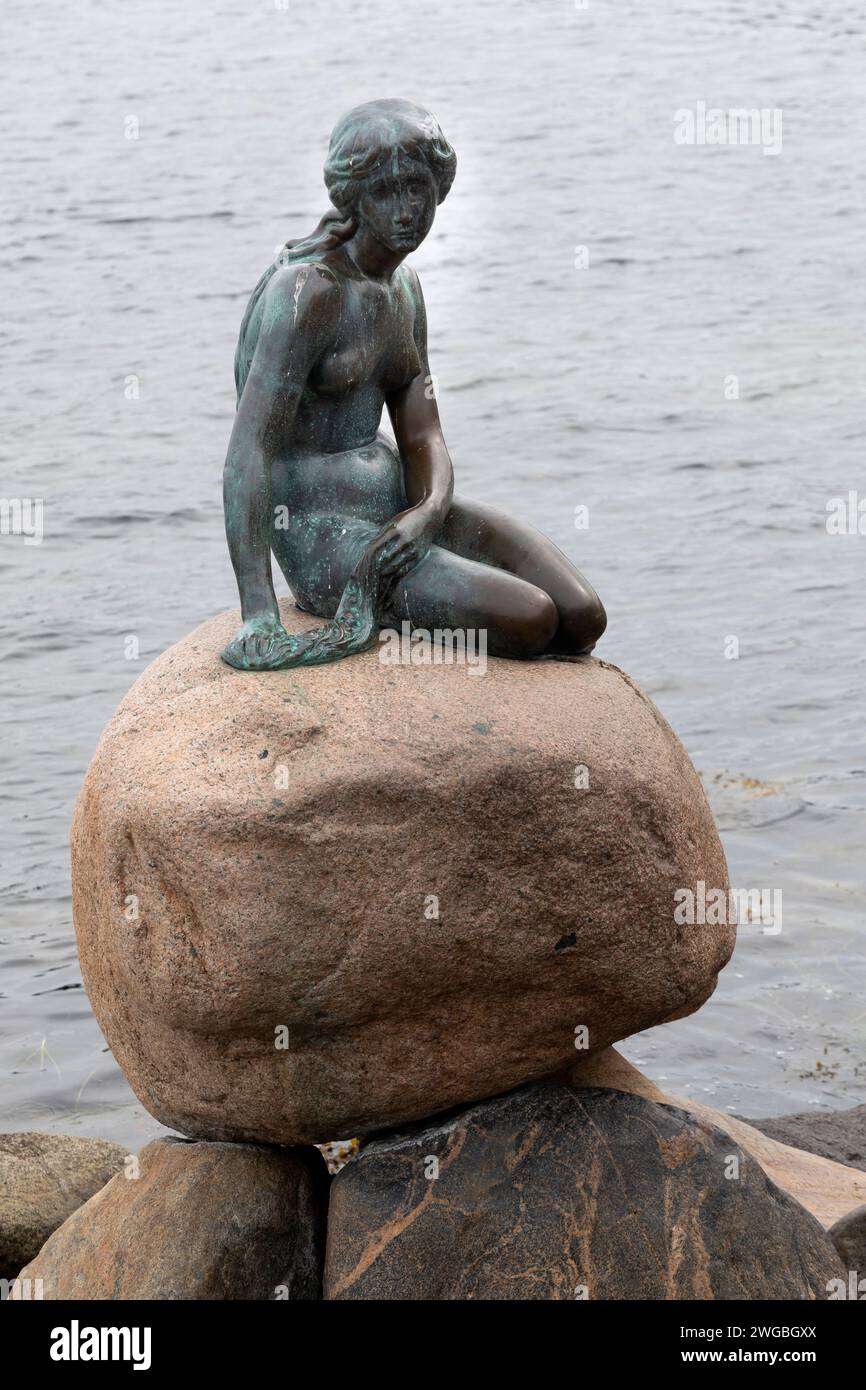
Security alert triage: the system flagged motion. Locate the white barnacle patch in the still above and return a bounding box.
[292,265,312,325]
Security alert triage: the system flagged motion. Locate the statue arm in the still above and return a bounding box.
[386,270,454,530]
[223,265,337,624]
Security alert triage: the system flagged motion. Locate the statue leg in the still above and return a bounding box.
[382,543,559,659]
[268,504,604,664]
[434,497,607,655]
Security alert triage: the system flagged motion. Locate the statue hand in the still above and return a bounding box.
[369,504,437,583]
[221,611,293,670]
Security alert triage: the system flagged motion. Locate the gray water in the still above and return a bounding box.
[1,0,864,1151]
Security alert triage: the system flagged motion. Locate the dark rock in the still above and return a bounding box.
[0,1132,127,1280]
[828,1204,866,1273]
[324,1084,845,1300]
[744,1105,866,1173]
[14,1137,328,1300]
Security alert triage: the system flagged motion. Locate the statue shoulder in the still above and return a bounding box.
[235,257,342,398]
[397,263,427,341]
[398,262,423,297]
[263,260,342,324]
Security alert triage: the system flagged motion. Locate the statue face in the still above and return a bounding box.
[355,151,437,254]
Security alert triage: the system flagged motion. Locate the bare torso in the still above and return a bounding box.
[252,250,420,459]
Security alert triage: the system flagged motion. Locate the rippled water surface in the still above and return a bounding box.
[1,0,864,1148]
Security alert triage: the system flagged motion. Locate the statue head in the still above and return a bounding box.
[323,99,456,253]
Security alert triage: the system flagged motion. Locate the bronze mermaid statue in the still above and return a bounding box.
[221,98,606,670]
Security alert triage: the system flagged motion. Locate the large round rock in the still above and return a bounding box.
[72,600,733,1145]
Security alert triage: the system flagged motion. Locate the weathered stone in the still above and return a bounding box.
[828,1204,866,1275]
[14,1137,328,1300]
[744,1105,866,1173]
[0,1132,127,1280]
[324,1083,845,1300]
[72,600,733,1145]
[568,1048,866,1230]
